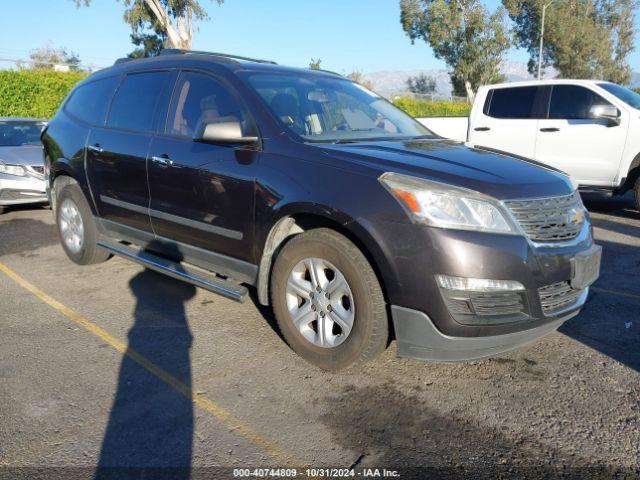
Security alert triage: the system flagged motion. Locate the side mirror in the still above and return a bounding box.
[194,121,259,145]
[589,104,621,126]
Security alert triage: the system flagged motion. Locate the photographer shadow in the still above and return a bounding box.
[95,242,196,480]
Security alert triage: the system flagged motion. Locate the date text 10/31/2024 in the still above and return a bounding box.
[233,468,401,478]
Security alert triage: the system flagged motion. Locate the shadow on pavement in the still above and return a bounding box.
[558,192,640,373]
[559,237,640,373]
[0,217,58,257]
[95,243,196,480]
[320,382,621,479]
[581,191,637,217]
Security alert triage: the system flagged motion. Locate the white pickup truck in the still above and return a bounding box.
[418,79,640,211]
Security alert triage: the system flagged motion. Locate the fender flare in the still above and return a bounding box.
[255,204,398,307]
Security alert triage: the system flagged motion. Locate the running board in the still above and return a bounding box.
[97,240,248,303]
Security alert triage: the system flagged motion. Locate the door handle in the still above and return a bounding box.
[151,155,174,167]
[540,127,560,132]
[88,144,103,154]
[474,126,491,131]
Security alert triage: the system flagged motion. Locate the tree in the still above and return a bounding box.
[347,71,374,90]
[76,0,224,50]
[309,58,322,70]
[128,29,167,58]
[502,0,637,84]
[28,45,82,70]
[406,73,437,94]
[400,0,511,102]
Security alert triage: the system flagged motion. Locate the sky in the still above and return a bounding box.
[1,0,639,74]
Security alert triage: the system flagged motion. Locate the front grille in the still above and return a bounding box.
[538,281,584,315]
[505,192,585,242]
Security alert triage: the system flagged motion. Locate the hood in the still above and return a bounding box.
[317,138,573,200]
[0,144,44,166]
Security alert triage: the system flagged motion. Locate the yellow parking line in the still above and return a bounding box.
[0,261,304,468]
[592,286,640,301]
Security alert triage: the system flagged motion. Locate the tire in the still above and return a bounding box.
[270,228,388,371]
[56,183,111,265]
[634,176,640,212]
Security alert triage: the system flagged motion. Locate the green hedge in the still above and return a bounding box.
[0,70,88,119]
[0,71,472,121]
[393,97,471,117]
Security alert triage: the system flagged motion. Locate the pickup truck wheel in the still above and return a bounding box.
[271,228,388,371]
[56,183,111,265]
[634,176,640,212]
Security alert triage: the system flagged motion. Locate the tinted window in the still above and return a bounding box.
[486,87,538,119]
[598,82,640,109]
[0,122,45,146]
[108,71,170,132]
[549,85,612,119]
[167,72,252,138]
[65,77,119,125]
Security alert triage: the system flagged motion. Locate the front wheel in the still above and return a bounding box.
[634,176,640,212]
[270,228,388,371]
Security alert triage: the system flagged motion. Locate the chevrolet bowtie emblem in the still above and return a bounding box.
[568,208,584,225]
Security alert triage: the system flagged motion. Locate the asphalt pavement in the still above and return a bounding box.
[0,194,638,479]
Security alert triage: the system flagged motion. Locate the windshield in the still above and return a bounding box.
[0,122,44,147]
[243,73,434,142]
[598,82,640,110]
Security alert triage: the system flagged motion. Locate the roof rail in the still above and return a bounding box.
[114,57,137,65]
[159,49,277,65]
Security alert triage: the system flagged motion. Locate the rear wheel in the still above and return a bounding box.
[634,176,640,212]
[56,183,111,265]
[271,228,388,371]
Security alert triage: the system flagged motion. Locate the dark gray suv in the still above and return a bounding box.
[42,49,601,370]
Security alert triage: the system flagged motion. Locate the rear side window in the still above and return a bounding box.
[65,77,119,125]
[107,71,170,133]
[549,85,612,119]
[485,87,538,119]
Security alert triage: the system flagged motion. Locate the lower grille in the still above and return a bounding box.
[505,192,585,242]
[469,292,525,316]
[538,281,584,315]
[441,290,528,325]
[0,189,47,200]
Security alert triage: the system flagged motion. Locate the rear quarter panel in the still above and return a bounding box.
[42,112,92,211]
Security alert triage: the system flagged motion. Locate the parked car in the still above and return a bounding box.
[419,80,640,211]
[0,117,48,214]
[42,50,601,370]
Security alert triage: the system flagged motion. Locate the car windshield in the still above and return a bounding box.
[0,122,44,147]
[598,82,640,110]
[243,73,434,142]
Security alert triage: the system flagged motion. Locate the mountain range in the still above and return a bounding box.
[364,61,640,99]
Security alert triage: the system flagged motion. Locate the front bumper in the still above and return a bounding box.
[392,305,578,361]
[0,173,47,206]
[374,218,597,344]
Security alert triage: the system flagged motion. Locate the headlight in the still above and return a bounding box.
[379,172,516,234]
[0,163,26,177]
